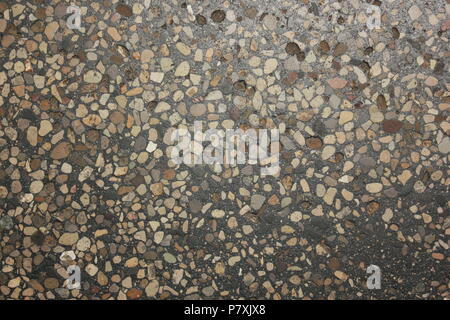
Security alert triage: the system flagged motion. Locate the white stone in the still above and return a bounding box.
[264,58,278,74]
[85,263,98,276]
[34,75,45,89]
[27,126,37,146]
[61,163,72,174]
[382,209,393,223]
[38,120,52,136]
[176,42,191,56]
[205,90,223,100]
[60,250,76,261]
[211,209,225,218]
[339,111,353,125]
[30,181,43,194]
[155,101,171,113]
[398,170,412,185]
[408,5,422,21]
[141,49,154,63]
[160,58,173,71]
[154,231,164,244]
[370,62,382,77]
[76,237,91,251]
[438,137,450,154]
[175,61,190,77]
[146,141,157,153]
[321,145,335,160]
[150,72,164,83]
[78,166,93,182]
[251,194,266,210]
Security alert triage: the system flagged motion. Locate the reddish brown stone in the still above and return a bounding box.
[441,19,450,31]
[126,288,142,299]
[284,71,298,85]
[382,120,403,133]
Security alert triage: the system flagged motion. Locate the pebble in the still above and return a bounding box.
[438,137,450,154]
[321,145,336,160]
[251,194,266,210]
[175,61,190,77]
[366,183,383,194]
[59,233,79,246]
[327,78,347,89]
[382,120,403,133]
[339,111,353,125]
[50,142,72,160]
[264,58,278,74]
[408,5,422,21]
[116,4,132,17]
[211,10,225,23]
[84,70,102,84]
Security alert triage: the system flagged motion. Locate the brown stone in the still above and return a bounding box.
[377,94,387,110]
[97,271,108,286]
[432,253,444,260]
[196,14,207,25]
[285,42,301,56]
[50,142,72,160]
[319,40,330,53]
[116,4,132,17]
[211,10,225,23]
[110,55,123,65]
[296,51,305,62]
[244,7,258,19]
[44,278,59,290]
[82,114,102,127]
[392,27,400,39]
[30,159,42,171]
[282,176,293,191]
[118,186,135,195]
[328,257,340,271]
[0,2,8,13]
[1,34,15,48]
[333,43,348,56]
[229,107,241,121]
[267,194,279,205]
[367,201,380,214]
[163,169,176,180]
[306,137,323,150]
[110,111,125,124]
[35,7,46,19]
[150,182,163,196]
[28,279,45,292]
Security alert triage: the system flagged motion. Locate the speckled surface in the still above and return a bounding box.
[0,0,449,300]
